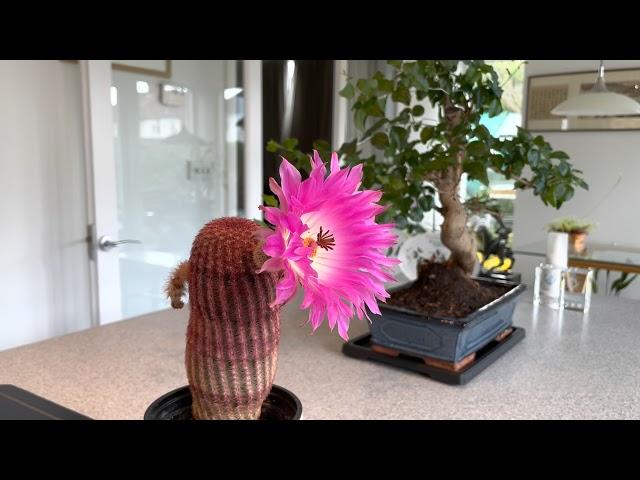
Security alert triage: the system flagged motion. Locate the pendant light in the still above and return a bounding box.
[551,61,640,117]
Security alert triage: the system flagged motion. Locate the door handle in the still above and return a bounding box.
[98,235,142,252]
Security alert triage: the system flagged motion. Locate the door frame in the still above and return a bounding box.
[332,60,348,150]
[80,60,263,326]
[79,60,121,326]
[242,60,263,220]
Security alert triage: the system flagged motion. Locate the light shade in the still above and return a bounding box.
[551,91,640,117]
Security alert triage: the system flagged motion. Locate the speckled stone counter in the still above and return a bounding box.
[2,291,639,419]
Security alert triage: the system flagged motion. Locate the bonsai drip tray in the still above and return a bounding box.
[342,326,525,385]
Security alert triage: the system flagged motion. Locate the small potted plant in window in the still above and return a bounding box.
[548,216,597,254]
[145,152,399,420]
[268,60,588,373]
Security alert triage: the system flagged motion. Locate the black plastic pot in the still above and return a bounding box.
[144,384,303,420]
[370,277,526,363]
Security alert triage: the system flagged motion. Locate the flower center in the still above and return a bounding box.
[315,226,336,251]
[302,226,335,257]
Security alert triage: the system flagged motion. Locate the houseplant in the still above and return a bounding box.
[268,60,588,371]
[147,153,399,420]
[548,216,597,254]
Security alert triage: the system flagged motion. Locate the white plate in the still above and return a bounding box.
[396,232,450,281]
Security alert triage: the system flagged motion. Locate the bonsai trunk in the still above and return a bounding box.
[439,185,477,275]
[432,96,477,276]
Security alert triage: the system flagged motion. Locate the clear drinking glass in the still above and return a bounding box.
[563,267,593,312]
[533,263,565,309]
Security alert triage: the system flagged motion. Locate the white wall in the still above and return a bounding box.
[0,61,92,351]
[514,60,640,299]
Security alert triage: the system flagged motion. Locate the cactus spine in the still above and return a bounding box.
[166,217,280,420]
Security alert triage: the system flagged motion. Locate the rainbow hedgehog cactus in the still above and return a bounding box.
[166,151,399,420]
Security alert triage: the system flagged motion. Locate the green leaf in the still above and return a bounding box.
[575,177,589,190]
[426,155,454,171]
[533,135,546,148]
[467,140,487,157]
[542,188,556,207]
[488,98,502,117]
[365,99,385,117]
[464,160,489,186]
[338,138,358,156]
[371,132,389,149]
[313,139,331,152]
[420,126,435,143]
[418,195,434,211]
[550,150,570,160]
[392,84,411,105]
[282,138,298,150]
[389,175,406,192]
[558,161,570,176]
[338,82,355,99]
[517,127,532,142]
[412,105,425,116]
[527,149,540,167]
[389,126,408,147]
[554,183,567,202]
[475,125,491,141]
[374,71,394,93]
[266,139,280,152]
[262,194,278,207]
[533,177,546,195]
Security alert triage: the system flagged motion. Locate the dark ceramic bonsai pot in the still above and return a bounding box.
[144,384,303,420]
[369,277,526,364]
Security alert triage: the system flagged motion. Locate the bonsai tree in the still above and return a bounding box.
[268,60,588,279]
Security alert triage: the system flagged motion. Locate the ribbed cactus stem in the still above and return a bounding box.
[167,217,280,420]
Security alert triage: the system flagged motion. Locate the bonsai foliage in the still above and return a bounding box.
[268,60,588,275]
[547,216,597,234]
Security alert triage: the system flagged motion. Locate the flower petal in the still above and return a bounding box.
[261,151,399,339]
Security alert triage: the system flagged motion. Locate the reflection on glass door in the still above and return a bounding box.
[111,60,244,319]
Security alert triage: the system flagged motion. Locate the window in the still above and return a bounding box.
[465,60,525,228]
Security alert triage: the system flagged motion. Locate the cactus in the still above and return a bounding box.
[166,217,280,420]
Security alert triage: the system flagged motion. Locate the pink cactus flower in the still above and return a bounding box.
[259,151,399,340]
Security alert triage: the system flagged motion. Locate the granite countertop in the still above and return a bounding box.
[1,291,640,419]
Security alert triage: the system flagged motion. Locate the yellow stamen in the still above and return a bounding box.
[303,236,318,258]
[302,226,335,258]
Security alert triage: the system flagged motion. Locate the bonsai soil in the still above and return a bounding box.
[387,260,511,318]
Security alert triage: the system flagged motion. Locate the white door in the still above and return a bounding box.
[80,60,263,325]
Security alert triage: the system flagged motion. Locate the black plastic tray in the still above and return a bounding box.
[342,327,525,385]
[0,385,92,420]
[144,384,303,420]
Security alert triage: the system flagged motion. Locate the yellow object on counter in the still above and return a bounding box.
[477,251,512,272]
